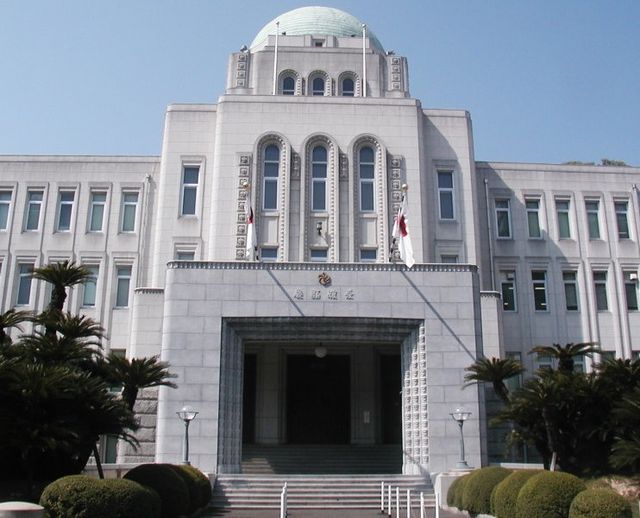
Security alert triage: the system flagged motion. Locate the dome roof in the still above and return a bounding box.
[250,6,384,53]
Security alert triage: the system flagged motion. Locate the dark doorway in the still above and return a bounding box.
[379,354,402,444]
[242,353,257,444]
[287,354,350,444]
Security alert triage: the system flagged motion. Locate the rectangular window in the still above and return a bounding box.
[495,199,512,238]
[624,272,638,311]
[16,263,34,305]
[585,200,600,239]
[526,199,541,238]
[505,352,523,392]
[82,265,99,307]
[56,191,75,231]
[0,190,12,230]
[310,249,327,262]
[440,254,458,264]
[261,247,278,262]
[593,271,608,311]
[633,351,640,361]
[121,192,138,232]
[181,166,199,215]
[360,249,377,262]
[563,271,579,311]
[532,270,548,311]
[115,266,132,308]
[556,199,571,239]
[175,251,195,261]
[25,190,43,231]
[437,171,454,220]
[536,354,554,371]
[89,191,107,232]
[615,201,630,239]
[500,271,517,311]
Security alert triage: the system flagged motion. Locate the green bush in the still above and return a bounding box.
[491,469,542,518]
[446,474,465,508]
[516,471,586,518]
[166,464,201,513]
[173,465,212,510]
[124,463,189,518]
[39,475,160,518]
[461,466,512,514]
[451,473,471,509]
[569,488,632,518]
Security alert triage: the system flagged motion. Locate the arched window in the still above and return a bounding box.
[312,77,325,96]
[359,146,375,211]
[263,144,280,210]
[341,78,355,97]
[282,76,295,95]
[311,146,327,211]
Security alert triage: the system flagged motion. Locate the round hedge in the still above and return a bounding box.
[446,475,466,508]
[166,464,201,513]
[491,469,542,518]
[174,465,212,510]
[569,488,632,518]
[124,463,189,518]
[516,471,586,518]
[39,475,160,518]
[461,466,512,515]
[453,473,472,510]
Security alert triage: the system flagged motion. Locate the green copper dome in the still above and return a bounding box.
[250,6,384,53]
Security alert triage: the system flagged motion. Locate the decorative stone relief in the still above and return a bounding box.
[291,152,301,179]
[235,153,252,260]
[389,155,405,262]
[339,153,349,179]
[235,52,250,88]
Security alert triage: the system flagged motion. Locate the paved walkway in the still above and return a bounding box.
[202,508,461,518]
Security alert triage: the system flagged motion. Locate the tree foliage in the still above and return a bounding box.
[464,357,525,403]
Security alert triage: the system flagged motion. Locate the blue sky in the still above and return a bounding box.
[0,1,638,165]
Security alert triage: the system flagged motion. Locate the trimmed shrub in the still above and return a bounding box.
[569,488,632,518]
[461,466,512,515]
[446,474,465,508]
[452,473,471,510]
[174,465,212,510]
[491,469,542,518]
[39,475,160,518]
[166,464,201,513]
[516,471,586,518]
[124,463,189,518]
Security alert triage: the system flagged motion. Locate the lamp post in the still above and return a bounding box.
[450,408,472,469]
[176,405,199,465]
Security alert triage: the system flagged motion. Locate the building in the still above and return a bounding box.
[1,6,639,477]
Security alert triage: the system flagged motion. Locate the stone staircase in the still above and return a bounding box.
[211,474,435,510]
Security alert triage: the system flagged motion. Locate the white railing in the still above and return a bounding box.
[380,482,431,518]
[279,482,288,518]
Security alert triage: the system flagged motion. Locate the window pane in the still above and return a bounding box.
[283,77,295,95]
[360,249,377,262]
[437,172,453,189]
[359,163,374,179]
[359,147,374,164]
[122,204,136,231]
[626,282,638,310]
[312,146,327,162]
[586,202,600,239]
[261,247,278,261]
[265,145,279,162]
[263,180,278,210]
[564,283,578,311]
[58,203,73,230]
[176,251,195,260]
[183,167,199,184]
[558,213,570,238]
[616,202,629,238]
[310,249,327,261]
[312,163,327,178]
[17,264,33,305]
[360,182,374,211]
[440,192,454,219]
[497,211,511,238]
[26,192,42,230]
[342,78,354,96]
[312,77,325,95]
[532,271,547,311]
[0,191,10,230]
[182,186,197,215]
[312,182,326,211]
[116,267,131,307]
[82,266,98,306]
[123,193,138,204]
[594,273,608,310]
[502,282,516,311]
[526,201,541,238]
[104,435,118,464]
[90,192,106,231]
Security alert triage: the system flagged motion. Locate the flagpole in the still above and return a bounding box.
[361,24,367,98]
[272,21,280,95]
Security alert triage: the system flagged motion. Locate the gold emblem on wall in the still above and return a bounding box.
[318,273,332,287]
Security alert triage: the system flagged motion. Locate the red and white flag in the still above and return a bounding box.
[245,197,257,260]
[392,195,415,268]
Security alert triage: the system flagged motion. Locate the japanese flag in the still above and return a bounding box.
[392,195,415,268]
[245,198,257,260]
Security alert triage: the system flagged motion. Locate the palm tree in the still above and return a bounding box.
[32,259,91,312]
[610,387,640,473]
[529,342,599,373]
[101,354,177,411]
[0,309,32,346]
[464,357,525,403]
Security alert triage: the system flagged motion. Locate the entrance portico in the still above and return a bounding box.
[155,261,486,475]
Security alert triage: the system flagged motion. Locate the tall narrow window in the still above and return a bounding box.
[624,272,638,311]
[563,271,579,311]
[495,199,512,238]
[82,265,99,307]
[311,146,327,211]
[57,191,75,231]
[282,76,295,95]
[121,192,138,232]
[263,145,279,210]
[0,190,12,230]
[181,166,199,216]
[359,147,375,212]
[500,271,517,311]
[556,199,571,239]
[437,171,454,220]
[585,200,600,239]
[311,77,325,96]
[16,263,34,305]
[615,201,630,239]
[115,266,132,308]
[505,352,523,391]
[532,270,548,311]
[593,271,608,311]
[526,199,541,238]
[89,191,107,232]
[25,190,43,231]
[341,78,355,96]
